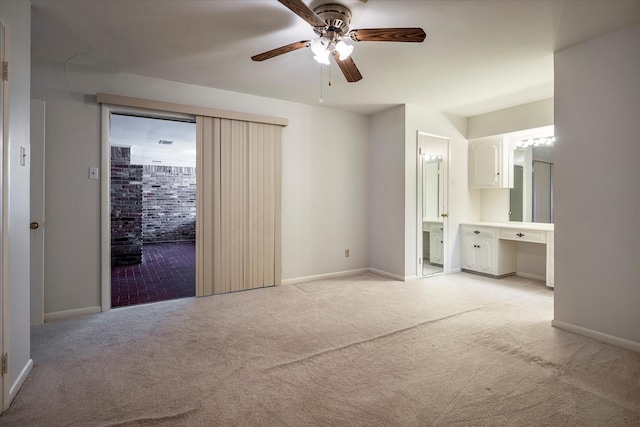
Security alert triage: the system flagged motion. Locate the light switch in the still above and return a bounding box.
[89,167,99,180]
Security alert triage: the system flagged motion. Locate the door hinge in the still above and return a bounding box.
[2,62,8,81]
[2,353,7,375]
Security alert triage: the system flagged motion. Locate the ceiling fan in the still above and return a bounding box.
[251,0,426,83]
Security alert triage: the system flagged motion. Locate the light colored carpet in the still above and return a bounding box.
[2,272,640,426]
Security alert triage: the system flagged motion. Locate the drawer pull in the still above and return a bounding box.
[516,233,525,237]
[474,230,480,234]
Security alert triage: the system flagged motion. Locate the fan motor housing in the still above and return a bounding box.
[313,3,352,39]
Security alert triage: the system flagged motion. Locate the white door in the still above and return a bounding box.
[0,20,5,411]
[30,100,45,325]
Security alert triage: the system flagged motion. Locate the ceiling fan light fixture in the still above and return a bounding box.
[310,36,331,64]
[335,40,353,60]
[310,36,329,56]
[313,50,331,65]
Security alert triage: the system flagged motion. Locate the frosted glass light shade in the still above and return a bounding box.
[335,40,353,60]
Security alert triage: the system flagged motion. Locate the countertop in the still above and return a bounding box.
[460,221,554,231]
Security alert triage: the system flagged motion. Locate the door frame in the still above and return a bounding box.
[0,19,5,411]
[416,131,450,277]
[29,100,45,325]
[99,105,196,312]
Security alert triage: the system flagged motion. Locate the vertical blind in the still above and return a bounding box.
[196,117,282,296]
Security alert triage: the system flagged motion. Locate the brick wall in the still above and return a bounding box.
[111,147,143,266]
[142,165,196,243]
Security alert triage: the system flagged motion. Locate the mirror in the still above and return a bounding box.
[510,144,554,223]
[418,132,448,277]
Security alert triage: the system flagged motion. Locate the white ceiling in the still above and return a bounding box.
[31,0,640,117]
[110,114,196,167]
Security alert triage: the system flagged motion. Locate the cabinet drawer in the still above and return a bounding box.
[428,223,444,233]
[498,228,546,243]
[461,225,497,238]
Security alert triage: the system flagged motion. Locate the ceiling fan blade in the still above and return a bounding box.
[251,41,310,62]
[277,0,326,28]
[331,51,362,83]
[349,28,426,43]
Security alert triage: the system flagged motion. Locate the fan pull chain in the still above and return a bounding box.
[319,64,324,103]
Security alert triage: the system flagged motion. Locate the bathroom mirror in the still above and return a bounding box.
[422,157,442,221]
[510,145,554,223]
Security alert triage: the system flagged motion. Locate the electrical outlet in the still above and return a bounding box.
[345,249,350,257]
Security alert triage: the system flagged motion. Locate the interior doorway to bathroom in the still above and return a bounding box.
[109,113,197,308]
[417,132,449,278]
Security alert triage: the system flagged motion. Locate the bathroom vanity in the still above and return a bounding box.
[460,222,554,287]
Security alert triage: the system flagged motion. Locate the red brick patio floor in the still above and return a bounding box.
[111,242,195,308]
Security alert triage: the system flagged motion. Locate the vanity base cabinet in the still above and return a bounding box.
[429,223,444,266]
[461,226,517,277]
[461,222,554,287]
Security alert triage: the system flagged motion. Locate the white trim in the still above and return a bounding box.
[96,93,288,127]
[100,105,198,312]
[44,306,101,323]
[404,275,419,282]
[551,319,640,353]
[368,268,406,282]
[281,268,370,286]
[0,19,6,412]
[100,106,110,312]
[8,359,32,403]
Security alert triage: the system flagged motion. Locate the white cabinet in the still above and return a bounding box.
[423,221,444,266]
[461,225,516,277]
[460,222,554,287]
[469,137,513,189]
[429,223,444,266]
[462,234,495,274]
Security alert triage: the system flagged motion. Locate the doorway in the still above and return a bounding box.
[417,132,449,278]
[109,113,197,308]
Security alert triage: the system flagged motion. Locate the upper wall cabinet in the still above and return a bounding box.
[469,137,513,189]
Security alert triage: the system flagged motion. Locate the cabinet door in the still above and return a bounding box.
[469,138,512,189]
[462,236,478,270]
[430,231,443,265]
[470,141,500,187]
[477,238,495,274]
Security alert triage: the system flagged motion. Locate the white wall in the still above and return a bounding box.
[369,106,406,278]
[369,104,472,280]
[31,59,371,315]
[404,105,469,278]
[553,24,640,349]
[0,0,32,410]
[467,98,553,139]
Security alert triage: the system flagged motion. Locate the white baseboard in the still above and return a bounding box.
[368,268,405,282]
[283,266,454,286]
[516,272,546,282]
[281,268,370,286]
[551,319,640,352]
[8,358,33,408]
[44,306,102,323]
